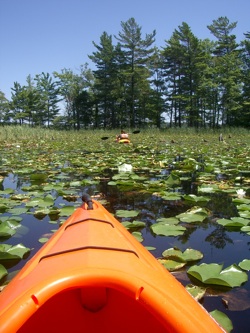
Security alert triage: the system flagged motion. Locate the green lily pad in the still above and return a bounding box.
[165,173,181,186]
[176,207,210,223]
[38,237,49,243]
[156,217,179,225]
[0,221,21,238]
[7,207,29,215]
[162,248,203,262]
[115,210,139,218]
[0,264,8,280]
[187,263,248,287]
[238,259,250,271]
[121,220,146,230]
[217,217,250,227]
[241,226,250,235]
[158,258,186,271]
[69,181,82,187]
[132,231,143,242]
[210,310,233,333]
[26,195,55,208]
[0,243,30,262]
[182,194,210,203]
[30,173,47,180]
[185,284,206,301]
[161,192,182,201]
[145,246,156,251]
[0,188,15,195]
[59,205,76,217]
[151,223,186,237]
[198,184,219,193]
[33,208,50,217]
[11,194,31,201]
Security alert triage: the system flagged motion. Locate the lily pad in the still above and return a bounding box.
[0,221,21,238]
[165,173,181,186]
[151,223,186,237]
[0,264,8,281]
[0,243,30,261]
[217,217,250,227]
[115,210,139,218]
[187,263,248,287]
[176,207,210,223]
[185,284,206,301]
[121,220,146,230]
[182,194,210,203]
[156,217,179,225]
[162,248,203,262]
[158,258,186,271]
[161,192,182,201]
[210,310,233,333]
[238,259,250,271]
[38,237,49,243]
[241,226,250,235]
[132,231,143,242]
[198,184,219,193]
[30,173,47,180]
[59,205,76,217]
[7,207,29,215]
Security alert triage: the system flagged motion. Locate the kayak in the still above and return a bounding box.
[117,138,130,144]
[0,194,225,333]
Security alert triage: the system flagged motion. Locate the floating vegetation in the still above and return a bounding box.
[0,127,249,331]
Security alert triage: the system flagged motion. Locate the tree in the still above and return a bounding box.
[35,72,61,127]
[148,48,166,128]
[89,32,120,128]
[207,17,243,126]
[162,23,206,127]
[54,65,94,129]
[0,91,10,124]
[10,82,28,124]
[115,17,156,127]
[240,32,250,127]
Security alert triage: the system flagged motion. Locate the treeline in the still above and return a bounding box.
[0,17,249,129]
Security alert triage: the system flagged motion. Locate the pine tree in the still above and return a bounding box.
[115,18,156,127]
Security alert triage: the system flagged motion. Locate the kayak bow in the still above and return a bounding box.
[0,196,225,333]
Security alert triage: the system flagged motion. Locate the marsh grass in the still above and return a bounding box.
[0,125,248,144]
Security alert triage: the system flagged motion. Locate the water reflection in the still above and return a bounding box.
[205,224,234,249]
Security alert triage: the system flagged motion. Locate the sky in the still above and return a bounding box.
[0,0,249,99]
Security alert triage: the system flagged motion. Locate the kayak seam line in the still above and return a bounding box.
[65,218,115,230]
[39,246,140,262]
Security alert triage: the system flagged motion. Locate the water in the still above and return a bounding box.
[0,172,249,332]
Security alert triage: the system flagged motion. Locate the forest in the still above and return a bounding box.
[0,16,249,129]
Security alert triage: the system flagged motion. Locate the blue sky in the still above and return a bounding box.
[1,0,249,99]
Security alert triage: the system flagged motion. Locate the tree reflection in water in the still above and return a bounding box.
[205,224,233,249]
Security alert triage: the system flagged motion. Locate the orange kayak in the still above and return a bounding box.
[117,138,130,144]
[0,195,225,333]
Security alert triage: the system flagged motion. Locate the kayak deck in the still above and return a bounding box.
[0,199,225,333]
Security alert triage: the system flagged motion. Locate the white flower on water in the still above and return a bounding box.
[118,163,133,173]
[236,189,246,199]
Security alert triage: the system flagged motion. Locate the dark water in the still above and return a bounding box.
[1,173,250,332]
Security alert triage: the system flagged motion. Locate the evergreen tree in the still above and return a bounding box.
[35,72,61,127]
[240,32,250,127]
[162,23,205,127]
[89,32,119,128]
[207,17,243,126]
[0,91,10,124]
[115,17,156,127]
[10,82,28,124]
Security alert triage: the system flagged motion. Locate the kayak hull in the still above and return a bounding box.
[0,199,225,333]
[117,138,130,143]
